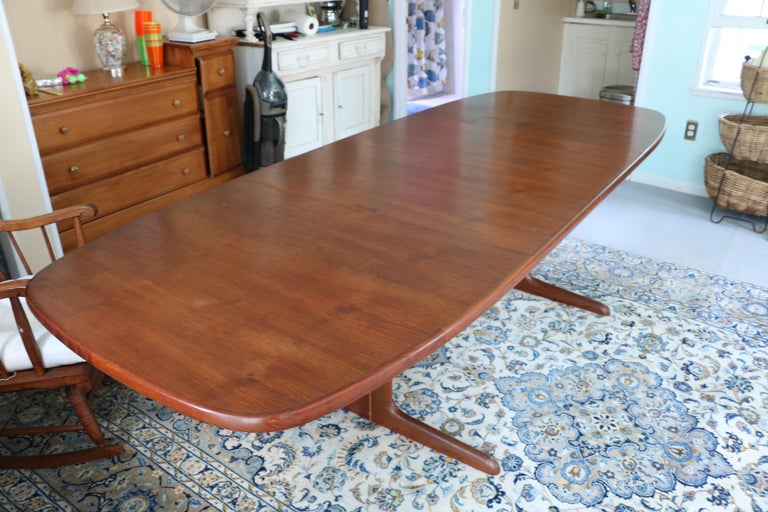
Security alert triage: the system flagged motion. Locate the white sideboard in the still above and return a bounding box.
[558,19,636,99]
[233,27,387,159]
[209,3,388,160]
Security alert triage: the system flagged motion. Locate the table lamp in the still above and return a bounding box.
[71,0,140,75]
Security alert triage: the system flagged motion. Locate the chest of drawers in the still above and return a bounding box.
[27,59,243,251]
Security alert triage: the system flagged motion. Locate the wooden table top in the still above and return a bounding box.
[28,92,665,433]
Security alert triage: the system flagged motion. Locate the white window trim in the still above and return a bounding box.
[693,0,768,100]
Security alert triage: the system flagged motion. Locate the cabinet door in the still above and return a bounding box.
[560,37,608,99]
[605,27,636,87]
[204,90,242,175]
[334,65,372,141]
[285,77,325,159]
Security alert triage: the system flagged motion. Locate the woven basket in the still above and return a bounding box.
[704,153,768,217]
[740,64,768,103]
[718,114,768,163]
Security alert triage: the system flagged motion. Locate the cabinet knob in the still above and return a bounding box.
[59,126,70,135]
[182,168,191,176]
[223,129,231,137]
[69,165,79,175]
[298,55,309,67]
[173,99,182,107]
[218,68,226,76]
[177,134,187,142]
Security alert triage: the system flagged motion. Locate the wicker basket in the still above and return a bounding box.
[718,114,768,163]
[740,64,768,103]
[704,153,768,217]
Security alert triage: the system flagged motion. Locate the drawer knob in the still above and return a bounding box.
[223,129,231,137]
[217,68,226,76]
[69,165,79,175]
[173,99,182,107]
[59,126,70,135]
[177,134,187,142]
[182,168,191,176]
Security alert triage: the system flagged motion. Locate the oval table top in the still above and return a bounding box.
[28,91,665,433]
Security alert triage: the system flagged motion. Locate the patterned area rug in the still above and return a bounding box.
[1,238,766,512]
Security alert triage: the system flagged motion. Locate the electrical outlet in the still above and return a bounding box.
[684,120,698,141]
[513,0,520,9]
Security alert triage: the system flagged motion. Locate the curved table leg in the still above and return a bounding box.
[515,274,610,316]
[346,381,500,475]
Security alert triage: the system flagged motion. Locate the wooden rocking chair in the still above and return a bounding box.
[0,204,121,468]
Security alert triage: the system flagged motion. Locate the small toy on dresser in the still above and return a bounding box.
[57,67,87,84]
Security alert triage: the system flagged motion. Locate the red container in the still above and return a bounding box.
[135,11,152,66]
[143,22,163,68]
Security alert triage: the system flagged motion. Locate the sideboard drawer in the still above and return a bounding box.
[339,36,385,61]
[32,82,199,154]
[51,147,207,218]
[42,115,203,194]
[277,44,331,72]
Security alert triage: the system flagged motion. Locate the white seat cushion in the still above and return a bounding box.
[0,295,85,373]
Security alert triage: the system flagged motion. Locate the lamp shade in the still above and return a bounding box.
[71,0,140,15]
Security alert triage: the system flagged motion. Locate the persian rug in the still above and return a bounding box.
[1,238,766,512]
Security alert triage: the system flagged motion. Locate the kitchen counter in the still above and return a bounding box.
[563,16,636,27]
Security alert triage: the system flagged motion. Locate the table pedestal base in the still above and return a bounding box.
[346,381,500,474]
[515,274,610,316]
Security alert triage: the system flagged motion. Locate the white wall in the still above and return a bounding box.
[0,1,53,272]
[6,1,183,76]
[495,0,573,94]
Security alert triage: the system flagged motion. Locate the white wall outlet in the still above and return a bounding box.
[684,120,698,141]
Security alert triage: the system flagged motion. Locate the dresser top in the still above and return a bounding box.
[27,64,196,111]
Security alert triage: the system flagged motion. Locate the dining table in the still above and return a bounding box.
[27,91,665,475]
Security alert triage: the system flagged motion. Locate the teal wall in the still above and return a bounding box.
[466,0,495,96]
[632,0,766,194]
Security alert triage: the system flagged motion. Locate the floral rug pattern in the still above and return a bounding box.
[1,238,766,512]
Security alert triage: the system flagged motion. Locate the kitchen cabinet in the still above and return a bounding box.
[27,63,243,251]
[558,20,636,99]
[284,77,324,155]
[234,27,388,159]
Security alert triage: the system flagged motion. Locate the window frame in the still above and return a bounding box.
[695,0,768,99]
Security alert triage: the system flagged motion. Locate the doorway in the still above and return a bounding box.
[391,0,466,119]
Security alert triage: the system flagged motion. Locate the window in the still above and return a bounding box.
[698,0,768,94]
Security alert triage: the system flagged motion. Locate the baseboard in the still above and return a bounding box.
[628,173,708,198]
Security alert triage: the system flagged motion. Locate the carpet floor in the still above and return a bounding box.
[1,238,766,512]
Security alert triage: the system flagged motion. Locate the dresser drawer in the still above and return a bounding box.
[198,53,236,91]
[43,115,203,195]
[32,82,199,154]
[277,44,331,72]
[339,36,385,61]
[51,148,207,219]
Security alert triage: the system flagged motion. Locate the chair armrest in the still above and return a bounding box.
[0,278,31,300]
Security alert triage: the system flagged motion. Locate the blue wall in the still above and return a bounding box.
[466,0,495,96]
[632,0,765,194]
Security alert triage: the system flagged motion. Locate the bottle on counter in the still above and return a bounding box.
[603,0,612,13]
[576,0,585,17]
